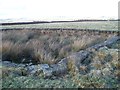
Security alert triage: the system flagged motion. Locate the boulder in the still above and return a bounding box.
[27,64,51,77]
[42,68,53,77]
[104,36,120,46]
[38,64,49,70]
[27,65,38,75]
[56,58,68,74]
[89,70,102,77]
[67,50,91,74]
[2,61,17,67]
[88,36,120,50]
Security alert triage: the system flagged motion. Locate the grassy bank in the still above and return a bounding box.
[1,30,115,64]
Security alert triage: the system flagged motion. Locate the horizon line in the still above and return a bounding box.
[1,19,119,26]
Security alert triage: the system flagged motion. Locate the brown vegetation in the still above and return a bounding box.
[1,30,115,64]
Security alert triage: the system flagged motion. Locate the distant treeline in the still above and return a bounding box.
[1,19,119,26]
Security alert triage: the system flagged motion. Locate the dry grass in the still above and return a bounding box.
[71,35,106,51]
[1,30,113,64]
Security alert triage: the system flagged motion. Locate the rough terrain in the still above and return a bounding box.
[1,35,120,88]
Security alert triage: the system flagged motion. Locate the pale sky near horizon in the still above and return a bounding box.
[0,0,119,21]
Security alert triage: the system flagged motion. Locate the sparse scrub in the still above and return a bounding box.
[1,30,114,64]
[2,40,34,63]
[1,28,119,88]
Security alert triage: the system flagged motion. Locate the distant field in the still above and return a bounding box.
[1,21,119,31]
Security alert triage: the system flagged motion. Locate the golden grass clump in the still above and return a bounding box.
[1,30,110,64]
[72,35,106,52]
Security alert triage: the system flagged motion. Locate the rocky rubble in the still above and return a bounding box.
[2,36,120,79]
[1,35,120,88]
[2,36,120,77]
[87,35,120,50]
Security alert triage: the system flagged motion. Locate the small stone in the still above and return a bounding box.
[90,70,102,77]
[58,58,67,65]
[43,68,53,77]
[102,68,112,76]
[39,64,49,70]
[99,46,108,51]
[27,65,38,75]
[17,64,26,67]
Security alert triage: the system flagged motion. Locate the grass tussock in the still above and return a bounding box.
[1,30,113,64]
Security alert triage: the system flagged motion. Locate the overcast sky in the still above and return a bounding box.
[0,0,119,21]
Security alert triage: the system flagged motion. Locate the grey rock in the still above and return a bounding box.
[2,61,11,65]
[39,58,68,76]
[58,58,67,65]
[102,68,112,76]
[38,64,50,70]
[2,61,17,67]
[67,50,90,65]
[89,70,102,77]
[27,64,54,77]
[50,64,64,75]
[17,64,26,67]
[67,50,91,74]
[2,61,28,76]
[42,68,53,77]
[38,64,53,77]
[26,55,81,77]
[9,71,22,77]
[57,58,68,74]
[98,46,108,51]
[88,36,120,50]
[27,65,38,75]
[104,36,120,46]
